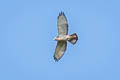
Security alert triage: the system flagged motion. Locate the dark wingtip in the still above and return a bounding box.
[59,11,65,16]
[59,12,61,16]
[53,56,59,62]
[63,12,65,16]
[61,11,62,15]
[58,11,66,19]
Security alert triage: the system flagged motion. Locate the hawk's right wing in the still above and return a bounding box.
[54,41,67,61]
[57,12,68,36]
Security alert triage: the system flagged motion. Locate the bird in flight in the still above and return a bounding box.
[53,12,78,62]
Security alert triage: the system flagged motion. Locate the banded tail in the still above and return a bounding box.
[68,33,78,45]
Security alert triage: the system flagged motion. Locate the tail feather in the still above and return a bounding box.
[68,33,78,45]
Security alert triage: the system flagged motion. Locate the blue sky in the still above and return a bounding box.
[0,0,120,80]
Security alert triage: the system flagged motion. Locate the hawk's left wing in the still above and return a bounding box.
[57,12,68,36]
[54,41,67,61]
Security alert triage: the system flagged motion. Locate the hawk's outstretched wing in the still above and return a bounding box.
[57,12,68,36]
[54,41,67,61]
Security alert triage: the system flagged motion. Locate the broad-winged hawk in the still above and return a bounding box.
[53,12,78,61]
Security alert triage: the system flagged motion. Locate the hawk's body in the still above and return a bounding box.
[53,12,78,61]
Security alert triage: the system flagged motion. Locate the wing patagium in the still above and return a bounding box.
[57,12,68,36]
